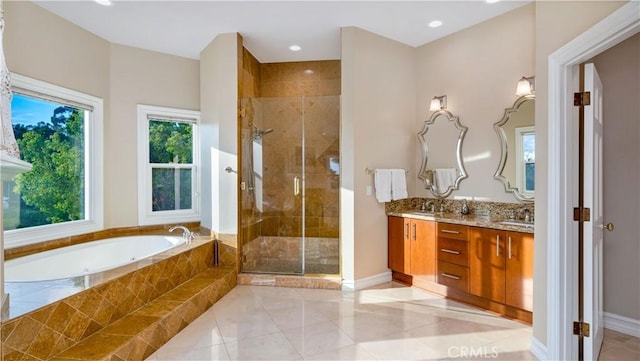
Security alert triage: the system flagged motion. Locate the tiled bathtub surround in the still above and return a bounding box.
[386,198,535,221]
[1,237,237,361]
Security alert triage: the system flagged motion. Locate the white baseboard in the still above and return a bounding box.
[604,312,640,337]
[342,271,391,291]
[530,336,547,361]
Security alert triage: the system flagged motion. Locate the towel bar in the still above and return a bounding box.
[365,168,409,175]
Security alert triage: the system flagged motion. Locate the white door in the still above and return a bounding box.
[583,62,604,360]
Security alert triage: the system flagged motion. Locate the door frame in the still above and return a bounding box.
[546,2,639,360]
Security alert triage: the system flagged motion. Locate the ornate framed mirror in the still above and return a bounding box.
[494,95,535,202]
[418,110,468,198]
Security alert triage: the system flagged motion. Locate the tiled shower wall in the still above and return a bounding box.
[239,48,340,273]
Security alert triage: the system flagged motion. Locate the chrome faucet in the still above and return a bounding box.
[524,209,531,223]
[169,225,193,243]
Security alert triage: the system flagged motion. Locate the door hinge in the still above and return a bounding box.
[573,321,591,337]
[573,207,591,222]
[239,108,246,117]
[574,91,591,106]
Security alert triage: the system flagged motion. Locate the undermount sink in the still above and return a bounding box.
[407,210,436,216]
[500,220,535,228]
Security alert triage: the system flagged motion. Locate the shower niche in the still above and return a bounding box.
[239,56,340,276]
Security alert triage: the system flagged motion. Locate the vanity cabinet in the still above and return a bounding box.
[436,223,469,292]
[469,227,534,311]
[387,216,436,278]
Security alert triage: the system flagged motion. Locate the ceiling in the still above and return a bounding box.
[33,0,531,63]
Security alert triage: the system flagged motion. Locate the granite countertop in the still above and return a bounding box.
[386,210,535,234]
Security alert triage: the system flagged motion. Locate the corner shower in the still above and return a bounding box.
[239,95,340,276]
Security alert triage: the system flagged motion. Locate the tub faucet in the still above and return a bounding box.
[169,225,193,243]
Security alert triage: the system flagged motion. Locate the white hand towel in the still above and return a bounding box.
[374,169,392,203]
[434,168,457,193]
[391,169,408,200]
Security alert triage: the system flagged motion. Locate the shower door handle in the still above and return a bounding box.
[294,176,301,196]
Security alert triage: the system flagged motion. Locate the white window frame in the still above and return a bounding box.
[137,104,200,226]
[515,125,535,197]
[5,74,104,248]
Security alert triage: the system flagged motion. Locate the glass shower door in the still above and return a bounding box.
[240,96,304,274]
[302,96,340,275]
[240,95,340,276]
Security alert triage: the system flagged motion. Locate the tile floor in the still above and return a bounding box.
[146,282,640,361]
[599,328,640,360]
[146,282,536,360]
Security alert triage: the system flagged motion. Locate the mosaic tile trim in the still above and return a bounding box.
[1,240,227,361]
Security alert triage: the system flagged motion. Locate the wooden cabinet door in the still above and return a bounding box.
[506,231,534,311]
[388,216,410,274]
[469,227,506,303]
[410,219,436,278]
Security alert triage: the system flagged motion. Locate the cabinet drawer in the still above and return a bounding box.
[437,261,469,292]
[437,223,468,241]
[438,237,469,266]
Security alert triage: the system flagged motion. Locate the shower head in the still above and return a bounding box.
[252,126,274,139]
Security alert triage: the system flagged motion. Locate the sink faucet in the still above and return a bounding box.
[428,202,435,212]
[169,225,193,243]
[524,209,531,223]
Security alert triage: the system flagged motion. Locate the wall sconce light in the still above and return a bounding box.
[516,76,535,96]
[429,95,447,111]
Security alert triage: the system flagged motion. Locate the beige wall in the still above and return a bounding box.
[4,1,109,108]
[4,1,201,230]
[199,33,239,237]
[341,27,417,282]
[107,44,199,227]
[533,0,628,346]
[590,33,640,321]
[416,4,535,204]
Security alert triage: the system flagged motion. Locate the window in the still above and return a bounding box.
[137,104,200,225]
[5,74,104,248]
[515,126,535,195]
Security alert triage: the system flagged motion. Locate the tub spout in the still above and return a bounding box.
[169,225,193,243]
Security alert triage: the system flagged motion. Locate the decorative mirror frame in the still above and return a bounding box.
[418,110,468,198]
[493,94,535,203]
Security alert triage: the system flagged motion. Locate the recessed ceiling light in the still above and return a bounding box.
[289,45,302,52]
[304,69,314,75]
[428,20,443,28]
[94,0,113,6]
[486,0,501,4]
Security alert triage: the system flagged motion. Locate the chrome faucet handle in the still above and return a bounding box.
[169,225,192,242]
[420,200,427,211]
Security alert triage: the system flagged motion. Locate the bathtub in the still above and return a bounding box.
[5,235,185,282]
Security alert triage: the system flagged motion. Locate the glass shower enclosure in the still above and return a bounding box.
[239,95,340,275]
